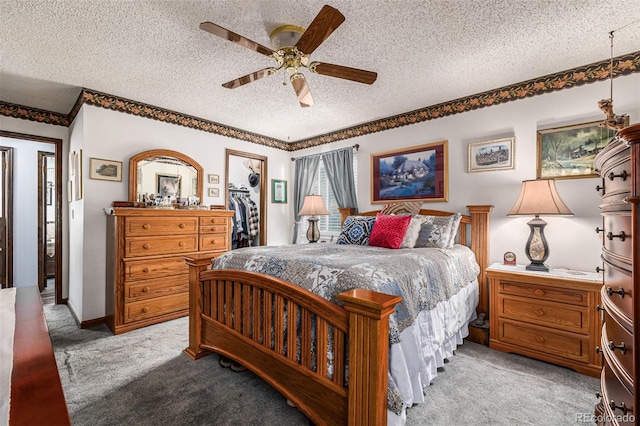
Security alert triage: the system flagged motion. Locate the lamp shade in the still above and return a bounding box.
[507,179,573,216]
[298,195,330,216]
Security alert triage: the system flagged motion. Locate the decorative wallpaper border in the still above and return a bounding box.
[1,51,638,151]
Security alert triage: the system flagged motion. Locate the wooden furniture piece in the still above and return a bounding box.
[8,286,70,425]
[488,263,603,377]
[594,123,639,425]
[184,205,491,425]
[106,208,233,334]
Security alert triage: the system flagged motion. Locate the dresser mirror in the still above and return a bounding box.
[128,149,204,202]
[226,149,267,246]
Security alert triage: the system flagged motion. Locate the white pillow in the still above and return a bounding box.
[400,215,426,248]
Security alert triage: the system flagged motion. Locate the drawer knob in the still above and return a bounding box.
[179,223,186,229]
[595,266,604,273]
[595,227,604,234]
[595,184,605,194]
[595,391,602,399]
[535,336,545,343]
[142,307,150,313]
[609,400,628,415]
[608,341,627,354]
[143,224,151,230]
[179,242,185,247]
[595,305,605,313]
[595,346,603,354]
[143,244,150,250]
[606,287,626,299]
[534,289,545,296]
[142,286,150,293]
[534,309,544,317]
[606,231,626,241]
[142,267,150,273]
[608,170,628,181]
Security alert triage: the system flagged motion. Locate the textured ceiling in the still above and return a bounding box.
[1,0,640,142]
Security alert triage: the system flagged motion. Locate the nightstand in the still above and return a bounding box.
[487,263,603,377]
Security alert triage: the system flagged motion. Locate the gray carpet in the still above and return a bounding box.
[44,304,599,425]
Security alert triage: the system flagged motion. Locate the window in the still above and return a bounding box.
[298,155,357,242]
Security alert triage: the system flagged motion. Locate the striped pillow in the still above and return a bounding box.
[379,201,422,216]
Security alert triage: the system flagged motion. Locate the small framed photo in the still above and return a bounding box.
[536,120,623,179]
[157,174,181,198]
[271,179,287,204]
[89,157,123,181]
[208,187,220,197]
[208,174,219,184]
[468,137,515,173]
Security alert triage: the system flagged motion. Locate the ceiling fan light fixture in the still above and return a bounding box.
[270,25,305,49]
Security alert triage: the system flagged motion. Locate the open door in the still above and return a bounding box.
[38,151,55,293]
[0,147,14,289]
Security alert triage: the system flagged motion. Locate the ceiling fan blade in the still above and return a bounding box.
[290,73,314,108]
[295,5,345,55]
[310,62,377,84]
[200,22,275,57]
[222,68,277,89]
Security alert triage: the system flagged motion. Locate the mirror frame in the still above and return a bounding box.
[226,149,268,245]
[128,149,204,202]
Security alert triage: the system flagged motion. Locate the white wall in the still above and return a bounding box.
[292,74,640,272]
[0,117,70,296]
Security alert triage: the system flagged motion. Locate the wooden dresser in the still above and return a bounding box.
[488,263,603,376]
[106,208,233,334]
[594,123,639,425]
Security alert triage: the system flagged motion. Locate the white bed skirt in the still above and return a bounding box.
[387,279,479,426]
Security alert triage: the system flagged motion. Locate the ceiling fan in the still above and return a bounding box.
[199,4,377,108]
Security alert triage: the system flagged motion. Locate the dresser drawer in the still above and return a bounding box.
[124,257,189,281]
[125,217,198,236]
[498,281,588,306]
[200,234,229,251]
[124,293,189,323]
[603,214,632,261]
[498,296,588,333]
[601,362,635,425]
[603,314,634,378]
[200,216,228,226]
[602,263,633,320]
[200,224,228,234]
[497,319,588,362]
[125,235,198,257]
[125,275,189,301]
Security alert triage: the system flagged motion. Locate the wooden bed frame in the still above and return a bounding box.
[183,205,492,425]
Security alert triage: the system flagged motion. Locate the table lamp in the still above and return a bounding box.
[298,195,329,243]
[507,178,573,272]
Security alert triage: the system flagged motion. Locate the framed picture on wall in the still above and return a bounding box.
[157,174,181,198]
[271,179,287,203]
[467,137,515,173]
[89,157,123,181]
[208,174,219,184]
[208,187,220,197]
[371,140,448,203]
[536,120,624,179]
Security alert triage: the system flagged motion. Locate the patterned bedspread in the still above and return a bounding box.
[213,243,480,343]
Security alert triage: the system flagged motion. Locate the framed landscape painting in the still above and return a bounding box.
[467,137,515,172]
[371,140,448,203]
[537,121,621,179]
[89,157,122,181]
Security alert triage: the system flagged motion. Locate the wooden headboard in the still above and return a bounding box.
[338,205,493,335]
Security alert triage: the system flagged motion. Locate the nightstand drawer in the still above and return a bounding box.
[498,296,587,333]
[497,319,588,362]
[499,281,588,306]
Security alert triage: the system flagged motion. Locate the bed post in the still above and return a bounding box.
[183,254,214,360]
[338,207,356,226]
[338,289,402,426]
[466,205,493,344]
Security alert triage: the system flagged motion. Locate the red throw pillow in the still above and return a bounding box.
[369,214,412,249]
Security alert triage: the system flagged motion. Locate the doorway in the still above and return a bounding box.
[38,151,56,298]
[225,149,268,247]
[0,131,63,304]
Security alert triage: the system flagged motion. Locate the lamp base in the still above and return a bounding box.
[306,216,320,243]
[525,261,549,272]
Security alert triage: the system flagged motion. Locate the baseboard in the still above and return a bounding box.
[80,316,106,329]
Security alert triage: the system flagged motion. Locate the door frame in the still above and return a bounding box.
[0,146,14,288]
[0,131,63,303]
[38,151,55,292]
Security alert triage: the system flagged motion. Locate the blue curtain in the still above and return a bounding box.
[292,155,320,244]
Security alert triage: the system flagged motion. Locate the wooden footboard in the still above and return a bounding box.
[183,254,401,426]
